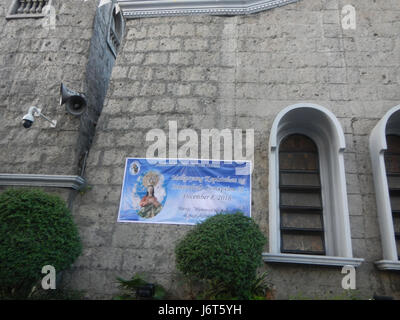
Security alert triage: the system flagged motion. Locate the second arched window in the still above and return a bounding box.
[384,134,400,260]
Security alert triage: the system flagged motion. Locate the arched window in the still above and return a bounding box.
[385,135,400,261]
[264,103,363,267]
[370,105,400,270]
[279,134,325,256]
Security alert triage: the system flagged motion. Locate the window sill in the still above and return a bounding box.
[263,253,364,267]
[375,260,400,271]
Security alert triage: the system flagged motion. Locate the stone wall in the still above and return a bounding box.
[62,0,400,299]
[1,0,400,299]
[0,0,117,208]
[0,0,95,178]
[76,0,120,177]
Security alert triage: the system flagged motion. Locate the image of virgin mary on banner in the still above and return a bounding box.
[137,172,162,219]
[117,158,251,225]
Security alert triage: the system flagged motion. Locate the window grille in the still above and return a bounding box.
[384,134,400,260]
[107,4,125,58]
[279,134,326,255]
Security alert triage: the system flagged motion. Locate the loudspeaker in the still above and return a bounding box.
[60,83,87,116]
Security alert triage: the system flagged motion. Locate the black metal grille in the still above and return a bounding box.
[107,6,124,58]
[279,134,326,255]
[384,135,400,260]
[110,26,121,52]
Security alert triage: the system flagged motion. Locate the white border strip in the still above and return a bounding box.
[118,0,299,18]
[0,174,87,191]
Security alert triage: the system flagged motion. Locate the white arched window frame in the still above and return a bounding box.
[263,103,364,267]
[370,105,400,271]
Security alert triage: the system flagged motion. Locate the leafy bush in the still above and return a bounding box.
[114,273,168,300]
[198,271,271,300]
[0,188,82,298]
[175,212,267,299]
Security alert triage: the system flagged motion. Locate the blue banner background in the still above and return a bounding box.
[117,158,251,225]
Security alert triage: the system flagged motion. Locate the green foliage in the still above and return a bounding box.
[196,271,271,300]
[249,271,271,299]
[114,273,168,300]
[175,212,267,299]
[0,188,82,299]
[78,184,92,196]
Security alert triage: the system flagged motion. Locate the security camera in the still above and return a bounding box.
[60,83,87,116]
[22,106,57,129]
[22,113,35,128]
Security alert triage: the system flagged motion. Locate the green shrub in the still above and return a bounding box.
[198,271,271,300]
[0,188,82,298]
[175,212,267,299]
[114,273,168,300]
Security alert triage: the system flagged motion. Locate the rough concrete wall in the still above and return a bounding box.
[65,0,400,299]
[0,0,97,176]
[0,0,118,211]
[0,0,121,295]
[76,0,119,176]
